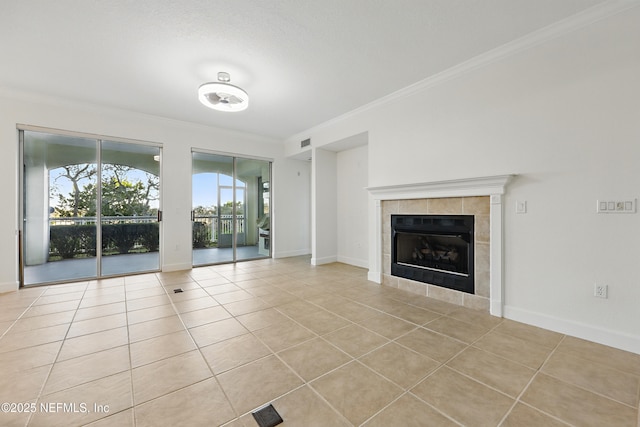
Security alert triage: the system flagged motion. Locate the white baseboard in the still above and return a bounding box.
[336,255,368,269]
[311,255,337,266]
[0,281,19,294]
[161,262,193,273]
[504,305,640,355]
[273,249,310,259]
[367,271,382,284]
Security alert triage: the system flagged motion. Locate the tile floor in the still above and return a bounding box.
[1,256,639,426]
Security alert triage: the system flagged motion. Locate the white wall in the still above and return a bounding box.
[0,91,309,292]
[286,9,640,353]
[336,145,368,268]
[272,158,311,258]
[311,148,337,265]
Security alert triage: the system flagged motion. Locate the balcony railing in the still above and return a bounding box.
[49,216,157,226]
[193,215,245,244]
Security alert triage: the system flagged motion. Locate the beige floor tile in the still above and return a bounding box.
[125,286,166,300]
[474,330,554,369]
[380,302,442,325]
[411,367,514,427]
[0,341,62,374]
[542,350,640,407]
[556,336,640,376]
[0,363,51,402]
[43,345,130,395]
[0,323,69,353]
[82,286,125,299]
[189,317,248,348]
[494,319,564,349]
[124,280,161,291]
[294,309,351,335]
[356,312,417,340]
[521,373,637,426]
[21,300,79,318]
[235,308,288,331]
[447,346,536,397]
[172,295,220,313]
[198,277,234,289]
[32,371,132,427]
[84,408,134,426]
[395,327,466,363]
[447,306,503,330]
[0,400,33,427]
[360,342,440,389]
[33,291,84,306]
[130,330,196,368]
[311,361,403,425]
[203,282,241,294]
[327,300,380,323]
[213,290,255,304]
[275,300,322,318]
[67,313,127,338]
[279,338,351,381]
[135,378,235,427]
[74,302,126,322]
[0,320,13,335]
[179,305,231,328]
[125,272,159,284]
[79,293,126,309]
[223,297,271,316]
[128,315,185,343]
[253,318,316,352]
[126,303,177,324]
[132,350,212,404]
[168,288,209,303]
[424,316,491,344]
[324,324,388,358]
[125,294,171,311]
[201,333,271,374]
[405,296,459,314]
[8,310,75,333]
[269,385,351,427]
[58,327,129,361]
[42,283,87,295]
[259,291,301,307]
[501,403,569,427]
[217,355,303,414]
[363,393,458,427]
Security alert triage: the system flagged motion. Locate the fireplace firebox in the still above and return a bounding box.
[391,214,474,294]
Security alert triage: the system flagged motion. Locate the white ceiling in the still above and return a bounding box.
[0,0,607,140]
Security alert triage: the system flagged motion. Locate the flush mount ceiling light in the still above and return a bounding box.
[198,72,249,112]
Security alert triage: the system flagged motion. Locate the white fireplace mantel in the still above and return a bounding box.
[366,174,514,317]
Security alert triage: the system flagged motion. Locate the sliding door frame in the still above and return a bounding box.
[191,148,272,266]
[18,125,163,287]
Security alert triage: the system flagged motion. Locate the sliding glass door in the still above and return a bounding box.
[20,129,161,286]
[191,151,271,266]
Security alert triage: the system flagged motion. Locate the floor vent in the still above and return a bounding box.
[173,288,183,293]
[252,404,283,427]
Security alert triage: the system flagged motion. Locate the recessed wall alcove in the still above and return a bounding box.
[366,175,514,316]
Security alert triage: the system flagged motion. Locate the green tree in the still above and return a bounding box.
[54,164,159,217]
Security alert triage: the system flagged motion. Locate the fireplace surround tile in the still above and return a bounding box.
[382,196,491,311]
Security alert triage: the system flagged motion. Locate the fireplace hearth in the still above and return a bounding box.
[391,214,474,294]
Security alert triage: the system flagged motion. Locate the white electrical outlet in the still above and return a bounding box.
[594,284,608,299]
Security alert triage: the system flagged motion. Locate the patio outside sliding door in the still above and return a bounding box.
[22,131,99,284]
[100,140,161,276]
[192,151,271,266]
[20,129,161,286]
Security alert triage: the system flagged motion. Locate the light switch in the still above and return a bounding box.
[516,200,527,214]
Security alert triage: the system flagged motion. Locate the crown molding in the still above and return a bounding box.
[287,0,639,143]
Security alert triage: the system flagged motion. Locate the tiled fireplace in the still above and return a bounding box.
[382,197,490,310]
[366,175,513,316]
